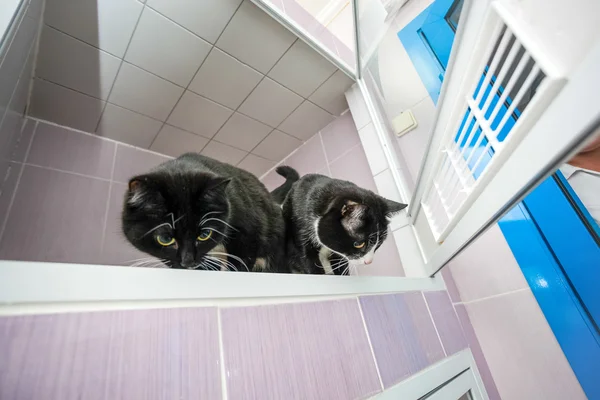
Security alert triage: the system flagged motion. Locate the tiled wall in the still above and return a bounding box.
[0,290,468,399]
[0,119,170,265]
[260,111,404,277]
[443,229,587,400]
[356,0,587,398]
[29,0,354,178]
[0,0,43,218]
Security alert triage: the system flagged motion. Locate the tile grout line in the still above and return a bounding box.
[458,288,530,306]
[21,162,113,182]
[305,66,338,100]
[24,0,47,117]
[449,299,469,348]
[93,3,147,133]
[99,144,119,254]
[32,77,176,131]
[217,308,229,400]
[0,121,38,244]
[27,116,173,159]
[318,131,333,176]
[356,298,385,391]
[327,141,362,166]
[42,25,123,59]
[37,20,339,157]
[150,0,246,153]
[257,129,318,180]
[222,36,301,165]
[144,0,248,150]
[43,24,126,60]
[152,0,294,156]
[422,291,447,357]
[238,128,276,160]
[257,114,360,180]
[45,8,336,105]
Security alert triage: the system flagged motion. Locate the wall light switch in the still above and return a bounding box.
[392,109,417,137]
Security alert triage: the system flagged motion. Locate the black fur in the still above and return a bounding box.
[271,165,299,204]
[122,153,287,272]
[272,167,407,275]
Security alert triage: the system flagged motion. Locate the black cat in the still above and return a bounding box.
[272,166,407,275]
[122,153,287,272]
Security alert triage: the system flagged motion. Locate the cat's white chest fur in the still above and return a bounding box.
[319,247,334,275]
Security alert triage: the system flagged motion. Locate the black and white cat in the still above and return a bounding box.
[272,166,407,275]
[122,153,287,272]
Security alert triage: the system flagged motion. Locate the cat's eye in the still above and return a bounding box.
[354,241,365,249]
[197,229,212,242]
[156,233,175,247]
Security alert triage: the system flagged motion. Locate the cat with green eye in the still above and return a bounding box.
[121,153,287,272]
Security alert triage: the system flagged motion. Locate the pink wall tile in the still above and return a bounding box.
[260,167,285,191]
[112,144,171,184]
[221,300,381,399]
[0,308,221,400]
[424,291,467,356]
[27,122,115,179]
[464,290,585,400]
[101,182,148,266]
[355,231,404,276]
[331,35,355,68]
[449,224,529,302]
[0,165,109,264]
[284,133,328,176]
[0,162,22,236]
[360,292,445,388]
[454,304,501,400]
[11,118,36,163]
[314,28,339,57]
[321,112,361,162]
[329,144,377,193]
[441,266,461,303]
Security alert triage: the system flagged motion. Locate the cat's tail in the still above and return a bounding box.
[270,166,300,204]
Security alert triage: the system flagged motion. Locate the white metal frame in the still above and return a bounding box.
[423,38,600,274]
[373,349,488,399]
[418,2,566,242]
[0,261,445,315]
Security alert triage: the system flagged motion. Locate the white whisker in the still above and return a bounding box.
[199,211,223,225]
[173,215,185,226]
[207,256,235,272]
[205,256,235,272]
[203,257,223,271]
[141,222,172,238]
[201,218,239,232]
[207,251,249,271]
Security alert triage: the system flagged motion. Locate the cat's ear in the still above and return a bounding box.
[127,176,150,206]
[341,200,366,218]
[206,177,232,192]
[382,197,408,216]
[340,200,368,232]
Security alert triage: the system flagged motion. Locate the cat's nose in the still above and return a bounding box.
[364,259,373,265]
[180,255,195,269]
[181,260,195,269]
